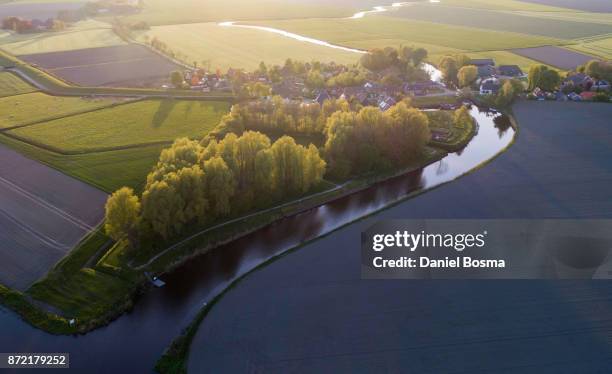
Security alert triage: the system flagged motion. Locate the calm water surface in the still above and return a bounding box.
[0,108,513,373]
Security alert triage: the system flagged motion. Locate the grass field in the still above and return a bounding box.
[253,16,563,53]
[0,20,125,56]
[390,4,612,39]
[0,133,166,192]
[0,71,35,97]
[27,229,139,325]
[437,0,571,11]
[8,99,229,153]
[135,22,359,70]
[567,36,612,59]
[0,92,129,129]
[121,0,358,26]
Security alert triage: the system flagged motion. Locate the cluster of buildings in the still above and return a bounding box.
[312,80,445,111]
[531,73,611,102]
[1,16,64,34]
[165,69,233,92]
[470,59,525,95]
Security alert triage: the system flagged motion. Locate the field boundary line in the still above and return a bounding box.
[0,96,144,131]
[0,175,96,231]
[0,207,71,252]
[0,130,181,155]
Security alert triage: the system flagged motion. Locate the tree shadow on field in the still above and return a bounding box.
[152,100,176,128]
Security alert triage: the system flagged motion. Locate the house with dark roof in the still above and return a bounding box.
[563,73,593,90]
[477,65,496,79]
[315,90,331,105]
[591,80,610,91]
[497,65,523,77]
[470,59,495,67]
[480,78,501,95]
[378,95,397,111]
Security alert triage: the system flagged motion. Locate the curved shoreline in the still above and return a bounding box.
[156,108,518,373]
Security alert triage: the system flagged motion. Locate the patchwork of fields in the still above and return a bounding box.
[0,143,107,290]
[568,36,612,60]
[0,1,85,20]
[512,46,596,70]
[20,44,180,87]
[8,99,229,152]
[0,20,126,56]
[0,92,130,129]
[390,4,612,39]
[520,0,612,12]
[136,22,359,71]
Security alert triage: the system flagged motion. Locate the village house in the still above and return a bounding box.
[477,65,496,79]
[378,95,397,111]
[562,73,593,91]
[480,78,501,95]
[497,65,523,77]
[591,80,610,91]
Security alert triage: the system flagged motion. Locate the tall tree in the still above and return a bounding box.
[439,56,459,86]
[202,156,235,217]
[104,187,141,247]
[457,65,478,88]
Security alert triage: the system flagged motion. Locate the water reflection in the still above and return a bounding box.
[0,107,514,373]
[166,107,514,303]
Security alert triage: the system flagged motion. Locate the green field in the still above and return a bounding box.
[0,71,36,97]
[253,16,563,53]
[0,133,165,192]
[567,36,612,59]
[136,22,359,70]
[0,20,125,56]
[121,0,358,26]
[0,92,130,129]
[437,0,571,11]
[8,99,229,153]
[389,4,612,39]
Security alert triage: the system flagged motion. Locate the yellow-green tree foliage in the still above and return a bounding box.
[135,130,326,240]
[104,187,141,246]
[453,105,472,129]
[324,102,430,178]
[218,96,353,136]
[458,65,478,88]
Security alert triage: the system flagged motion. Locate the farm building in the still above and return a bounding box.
[480,78,501,95]
[315,90,331,105]
[592,80,610,91]
[498,65,523,77]
[378,95,397,111]
[562,73,593,90]
[478,65,496,78]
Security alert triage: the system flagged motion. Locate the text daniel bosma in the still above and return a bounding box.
[370,231,506,269]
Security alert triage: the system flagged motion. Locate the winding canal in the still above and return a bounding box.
[1,104,515,372]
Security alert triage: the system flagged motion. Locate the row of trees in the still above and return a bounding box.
[324,102,431,178]
[438,54,472,87]
[360,46,428,72]
[105,132,326,244]
[218,96,357,136]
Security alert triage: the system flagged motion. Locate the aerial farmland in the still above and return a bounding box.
[20,44,181,87]
[0,143,107,290]
[0,0,610,373]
